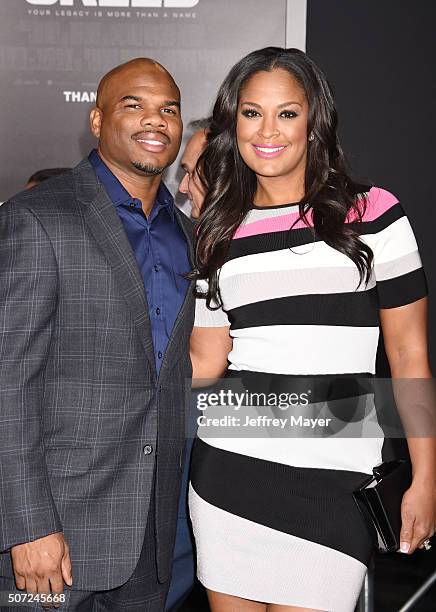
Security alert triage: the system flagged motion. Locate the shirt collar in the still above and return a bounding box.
[156,180,175,220]
[88,149,175,220]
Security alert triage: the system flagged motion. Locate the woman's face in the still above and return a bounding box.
[236,68,309,185]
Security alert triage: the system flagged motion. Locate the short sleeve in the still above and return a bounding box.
[194,279,231,327]
[368,187,428,309]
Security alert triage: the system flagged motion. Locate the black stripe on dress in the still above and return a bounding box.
[377,268,428,309]
[227,204,404,261]
[224,370,374,404]
[190,438,374,565]
[228,288,379,330]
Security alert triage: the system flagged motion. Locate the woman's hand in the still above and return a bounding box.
[380,300,436,554]
[399,477,436,554]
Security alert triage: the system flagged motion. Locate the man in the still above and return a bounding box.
[0,58,195,611]
[178,118,210,219]
[25,168,70,190]
[163,120,210,612]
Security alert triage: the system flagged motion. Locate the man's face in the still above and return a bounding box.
[90,62,182,179]
[179,130,207,218]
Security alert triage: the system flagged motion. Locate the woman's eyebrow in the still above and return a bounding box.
[240,100,303,108]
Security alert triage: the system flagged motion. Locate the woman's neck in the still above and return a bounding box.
[254,174,305,207]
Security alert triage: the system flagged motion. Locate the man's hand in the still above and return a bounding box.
[11,533,72,608]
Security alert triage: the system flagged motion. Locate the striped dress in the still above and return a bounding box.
[189,187,427,611]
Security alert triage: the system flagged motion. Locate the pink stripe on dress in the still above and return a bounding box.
[233,211,311,239]
[234,187,399,239]
[348,187,399,223]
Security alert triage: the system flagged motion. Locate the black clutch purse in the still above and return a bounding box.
[353,459,412,553]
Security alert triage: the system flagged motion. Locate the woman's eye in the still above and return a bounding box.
[279,110,298,119]
[241,109,260,118]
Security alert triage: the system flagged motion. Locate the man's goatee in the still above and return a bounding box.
[132,161,165,176]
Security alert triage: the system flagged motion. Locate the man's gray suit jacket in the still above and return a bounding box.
[0,158,195,591]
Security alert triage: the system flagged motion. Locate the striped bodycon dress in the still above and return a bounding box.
[189,187,427,611]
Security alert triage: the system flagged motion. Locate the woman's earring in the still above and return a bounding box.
[308,132,315,142]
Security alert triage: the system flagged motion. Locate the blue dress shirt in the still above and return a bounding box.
[89,150,190,375]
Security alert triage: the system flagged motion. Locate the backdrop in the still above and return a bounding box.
[305,0,435,370]
[0,0,307,199]
[0,0,433,368]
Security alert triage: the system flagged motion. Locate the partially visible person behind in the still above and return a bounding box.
[179,118,210,219]
[25,167,70,189]
[164,118,211,612]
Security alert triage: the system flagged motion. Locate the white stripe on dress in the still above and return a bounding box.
[189,484,367,612]
[364,216,420,263]
[220,266,376,310]
[228,325,380,375]
[195,296,230,327]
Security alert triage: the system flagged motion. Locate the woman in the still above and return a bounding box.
[189,47,436,612]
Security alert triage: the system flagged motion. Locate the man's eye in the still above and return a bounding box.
[163,108,177,115]
[241,109,260,118]
[279,110,298,119]
[125,104,141,109]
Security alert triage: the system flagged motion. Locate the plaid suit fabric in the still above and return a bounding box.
[0,492,169,610]
[0,159,195,591]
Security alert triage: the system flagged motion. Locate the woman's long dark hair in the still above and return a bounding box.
[194,47,373,307]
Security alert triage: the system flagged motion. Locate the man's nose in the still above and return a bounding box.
[179,173,189,194]
[140,110,168,129]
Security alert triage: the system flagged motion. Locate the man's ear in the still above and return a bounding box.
[90,107,102,139]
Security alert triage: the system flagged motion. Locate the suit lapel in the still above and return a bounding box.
[75,160,157,379]
[175,207,195,266]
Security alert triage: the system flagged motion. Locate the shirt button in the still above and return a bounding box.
[129,202,135,208]
[143,444,153,455]
[158,351,163,359]
[154,265,159,273]
[156,307,161,316]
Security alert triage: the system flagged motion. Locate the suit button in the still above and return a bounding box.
[143,444,153,455]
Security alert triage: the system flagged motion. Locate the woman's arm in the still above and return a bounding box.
[380,297,436,553]
[190,326,232,388]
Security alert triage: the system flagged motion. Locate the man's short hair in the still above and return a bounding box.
[27,168,70,186]
[187,117,212,132]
